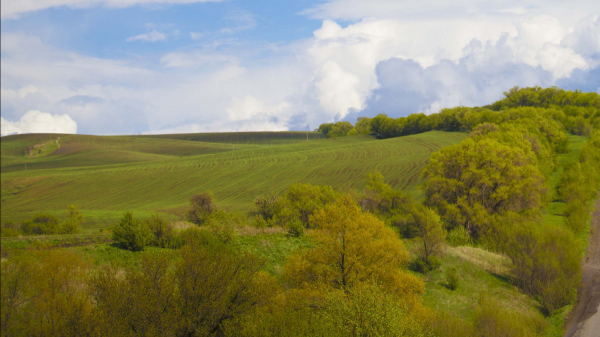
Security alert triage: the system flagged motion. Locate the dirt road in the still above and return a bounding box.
[565,193,600,337]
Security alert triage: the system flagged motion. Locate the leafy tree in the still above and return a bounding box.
[145,214,176,248]
[271,183,339,227]
[319,283,432,337]
[284,196,424,301]
[62,204,83,234]
[355,117,372,134]
[254,191,280,221]
[506,226,581,314]
[327,121,354,138]
[186,191,217,225]
[175,243,275,336]
[112,212,152,251]
[423,138,547,238]
[318,123,334,136]
[413,206,446,263]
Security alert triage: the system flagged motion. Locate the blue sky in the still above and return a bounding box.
[1,0,599,135]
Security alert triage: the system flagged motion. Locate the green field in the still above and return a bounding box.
[1,131,466,229]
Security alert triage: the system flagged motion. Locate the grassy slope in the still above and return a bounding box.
[1,131,466,230]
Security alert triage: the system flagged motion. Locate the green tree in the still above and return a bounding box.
[413,206,446,262]
[112,212,152,251]
[186,191,217,225]
[284,196,424,301]
[62,204,83,234]
[423,138,547,238]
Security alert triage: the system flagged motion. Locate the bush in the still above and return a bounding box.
[21,214,61,235]
[286,219,305,238]
[446,226,472,247]
[186,192,217,225]
[254,191,279,221]
[474,296,546,336]
[506,226,580,314]
[146,215,176,248]
[409,256,441,274]
[112,212,152,251]
[445,267,460,290]
[62,205,83,234]
[0,221,20,237]
[172,227,221,248]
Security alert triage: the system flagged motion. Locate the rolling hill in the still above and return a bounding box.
[1,131,466,230]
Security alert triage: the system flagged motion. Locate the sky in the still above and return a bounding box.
[1,0,599,136]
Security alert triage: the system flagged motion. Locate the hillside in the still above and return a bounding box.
[1,131,466,229]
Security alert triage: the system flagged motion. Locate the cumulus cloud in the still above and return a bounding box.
[126,30,167,42]
[2,0,600,135]
[1,110,77,136]
[1,0,223,20]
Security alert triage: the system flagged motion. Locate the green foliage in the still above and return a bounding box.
[473,296,547,337]
[423,137,547,238]
[445,267,460,291]
[0,221,20,237]
[62,205,83,234]
[319,283,433,337]
[145,214,176,248]
[410,256,442,274]
[271,183,339,227]
[286,218,305,238]
[254,191,280,221]
[506,226,580,314]
[446,226,472,247]
[285,195,424,299]
[186,191,218,226]
[21,213,61,235]
[413,206,446,262]
[355,117,372,134]
[318,121,356,138]
[111,211,152,251]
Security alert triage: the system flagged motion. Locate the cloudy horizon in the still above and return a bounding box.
[1,0,599,136]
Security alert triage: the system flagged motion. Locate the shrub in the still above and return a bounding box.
[414,206,446,262]
[186,192,217,225]
[506,226,580,314]
[254,191,279,221]
[474,296,546,336]
[112,212,152,251]
[146,215,176,248]
[446,226,472,247]
[21,214,61,235]
[409,256,441,274]
[62,205,83,234]
[0,221,20,237]
[286,219,305,238]
[445,267,460,290]
[173,227,220,248]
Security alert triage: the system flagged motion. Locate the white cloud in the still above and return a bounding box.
[190,32,203,40]
[126,30,167,42]
[1,0,223,20]
[1,110,77,136]
[2,1,600,135]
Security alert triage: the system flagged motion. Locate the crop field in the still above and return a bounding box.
[1,131,466,228]
[141,131,326,144]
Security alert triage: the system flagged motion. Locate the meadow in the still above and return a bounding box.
[1,130,465,229]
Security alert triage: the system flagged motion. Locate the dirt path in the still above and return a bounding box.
[565,193,600,337]
[56,137,60,149]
